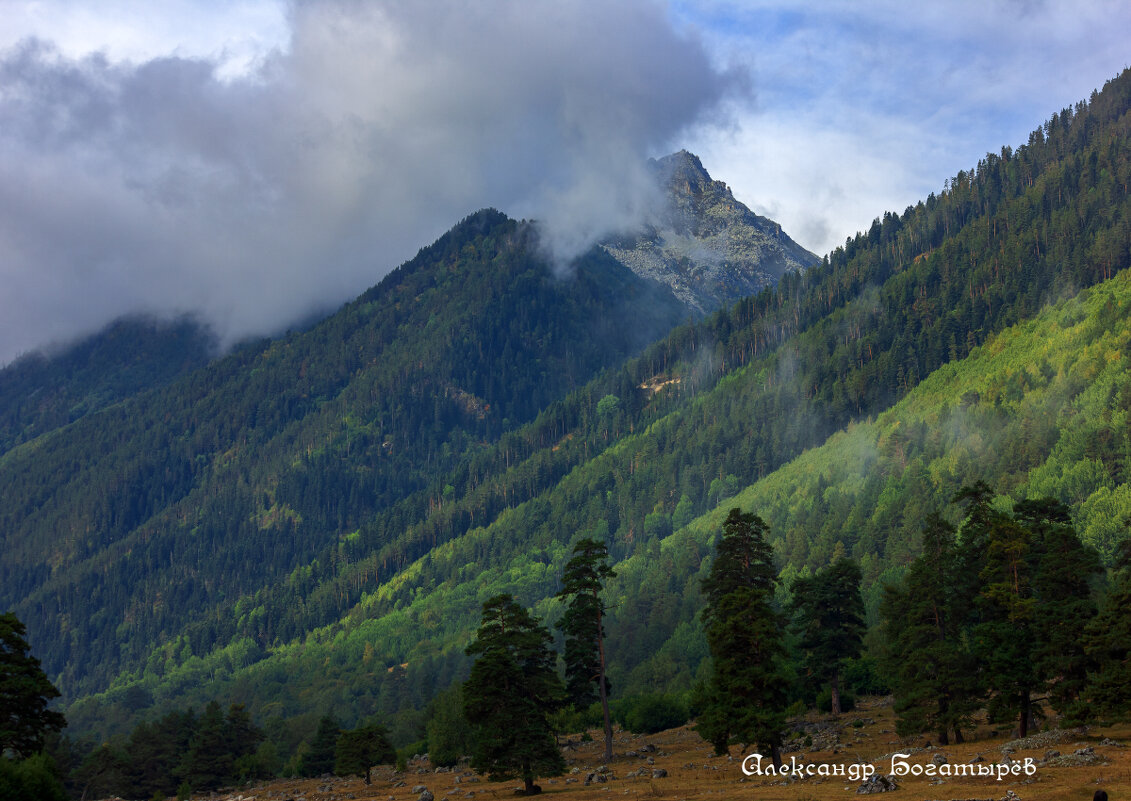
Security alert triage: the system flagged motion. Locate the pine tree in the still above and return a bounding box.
[968,509,1040,737]
[1018,498,1101,722]
[697,509,788,763]
[880,513,978,744]
[463,594,565,795]
[334,722,395,784]
[790,557,865,715]
[555,537,615,761]
[0,613,66,758]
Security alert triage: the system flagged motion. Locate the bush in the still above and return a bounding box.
[615,694,689,735]
[843,656,889,696]
[549,702,603,736]
[0,754,68,801]
[815,687,856,713]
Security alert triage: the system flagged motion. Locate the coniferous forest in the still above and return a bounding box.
[2,64,1131,799]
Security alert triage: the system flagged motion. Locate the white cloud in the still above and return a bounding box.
[681,0,1131,255]
[0,0,739,364]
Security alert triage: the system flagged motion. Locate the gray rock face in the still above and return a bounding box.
[601,150,818,315]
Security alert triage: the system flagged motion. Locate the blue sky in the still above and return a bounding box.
[0,0,1128,364]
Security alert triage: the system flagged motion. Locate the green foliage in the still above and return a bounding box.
[614,693,688,734]
[790,558,865,714]
[880,512,979,744]
[5,66,1131,754]
[555,537,616,759]
[1084,553,1131,718]
[697,509,789,758]
[463,595,565,794]
[425,685,470,767]
[299,714,340,777]
[883,491,1102,741]
[0,752,67,801]
[815,687,855,714]
[334,722,395,784]
[0,613,66,758]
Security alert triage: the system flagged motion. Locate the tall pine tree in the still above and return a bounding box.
[463,594,565,795]
[880,512,978,744]
[555,537,615,762]
[697,509,789,762]
[790,557,865,715]
[1018,498,1101,723]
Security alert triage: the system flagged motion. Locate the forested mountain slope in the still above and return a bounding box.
[0,210,691,698]
[0,316,216,454]
[61,69,1131,741]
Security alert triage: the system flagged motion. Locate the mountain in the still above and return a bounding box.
[6,69,1131,751]
[602,150,819,313]
[0,209,693,698]
[0,316,216,455]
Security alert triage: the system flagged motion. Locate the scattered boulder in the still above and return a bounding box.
[857,774,899,794]
[932,752,948,766]
[419,791,435,801]
[651,768,668,779]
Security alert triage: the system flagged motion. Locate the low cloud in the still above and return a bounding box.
[0,0,742,364]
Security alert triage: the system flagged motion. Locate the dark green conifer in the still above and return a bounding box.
[300,714,341,778]
[463,594,565,795]
[181,700,233,791]
[697,508,788,763]
[880,512,978,744]
[790,557,865,715]
[334,722,395,784]
[1084,538,1131,718]
[0,612,66,758]
[1018,498,1101,722]
[555,537,615,761]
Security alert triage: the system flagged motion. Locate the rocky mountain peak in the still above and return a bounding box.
[601,151,818,315]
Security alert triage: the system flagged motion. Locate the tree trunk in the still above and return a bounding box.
[770,743,783,771]
[830,670,841,716]
[598,608,613,763]
[1018,691,1030,739]
[954,727,964,744]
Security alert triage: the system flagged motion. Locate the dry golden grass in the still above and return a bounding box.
[191,698,1131,801]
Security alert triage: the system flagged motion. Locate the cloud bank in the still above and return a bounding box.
[683,0,1131,257]
[0,0,740,364]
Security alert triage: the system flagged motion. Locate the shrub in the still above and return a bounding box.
[616,694,689,735]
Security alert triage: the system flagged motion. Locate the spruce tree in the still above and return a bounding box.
[555,537,615,761]
[463,594,565,795]
[880,512,978,744]
[790,557,865,715]
[697,509,788,763]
